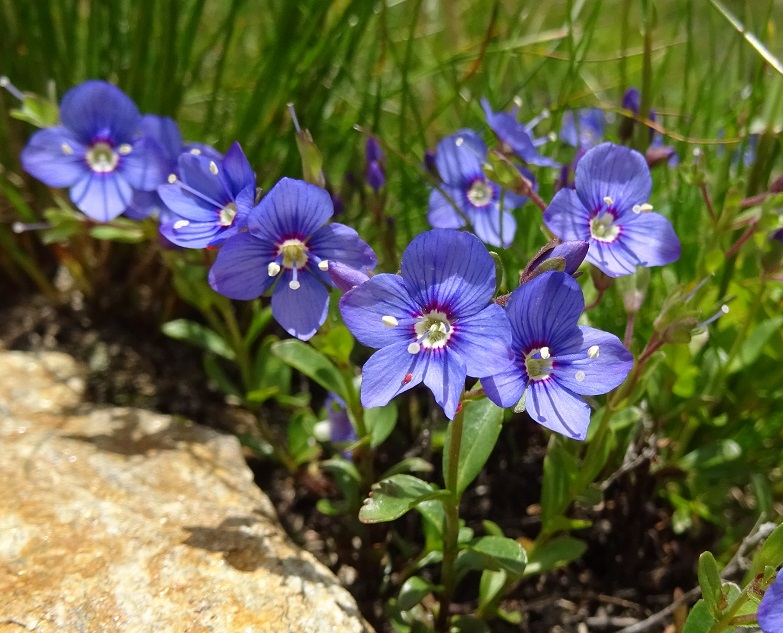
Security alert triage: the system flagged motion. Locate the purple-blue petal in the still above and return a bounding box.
[60,80,140,144]
[177,153,231,208]
[70,171,131,222]
[120,136,169,191]
[422,349,467,420]
[220,142,256,199]
[434,130,486,185]
[271,269,329,340]
[138,115,182,164]
[619,212,681,268]
[448,303,514,377]
[308,222,377,271]
[157,184,220,223]
[554,327,633,395]
[585,240,639,277]
[428,186,468,230]
[20,127,87,188]
[469,205,516,248]
[328,261,370,292]
[526,379,591,440]
[482,359,527,409]
[530,240,589,275]
[248,177,332,241]
[360,342,427,409]
[758,572,783,633]
[543,188,592,242]
[208,233,277,299]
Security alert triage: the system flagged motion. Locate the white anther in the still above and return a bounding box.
[539,347,550,360]
[167,173,177,183]
[721,304,729,314]
[289,280,301,290]
[639,203,653,212]
[61,143,73,156]
[407,342,421,354]
[318,260,329,271]
[540,108,551,119]
[588,345,600,359]
[173,219,190,229]
[513,95,523,108]
[267,262,281,277]
[209,161,218,175]
[118,143,132,155]
[455,137,464,147]
[632,205,642,214]
[189,148,202,155]
[603,196,614,205]
[547,131,557,142]
[575,370,586,382]
[0,77,8,87]
[382,316,398,328]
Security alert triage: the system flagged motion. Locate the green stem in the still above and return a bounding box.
[706,589,753,633]
[436,399,466,632]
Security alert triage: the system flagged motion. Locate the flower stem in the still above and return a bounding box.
[436,399,466,632]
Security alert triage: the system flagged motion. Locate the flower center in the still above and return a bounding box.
[86,142,119,174]
[589,212,620,242]
[218,202,237,227]
[467,179,494,208]
[524,346,553,381]
[278,239,309,270]
[408,310,453,353]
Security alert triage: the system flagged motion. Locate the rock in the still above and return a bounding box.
[0,351,373,633]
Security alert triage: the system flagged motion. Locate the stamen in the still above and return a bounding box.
[697,304,729,328]
[539,347,550,360]
[287,103,302,134]
[189,148,202,155]
[173,219,190,229]
[632,203,653,214]
[289,267,300,290]
[318,260,329,271]
[603,196,614,206]
[268,262,281,277]
[587,345,600,359]
[407,342,421,354]
[118,144,132,155]
[168,174,177,184]
[61,143,73,156]
[170,177,225,209]
[455,137,464,147]
[0,76,24,101]
[575,370,586,382]
[527,109,551,130]
[12,221,50,234]
[209,161,219,175]
[382,316,398,328]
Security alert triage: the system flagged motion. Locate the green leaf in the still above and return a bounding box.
[478,569,507,615]
[449,615,490,633]
[10,93,59,127]
[682,600,717,633]
[162,319,236,360]
[467,536,527,576]
[678,440,742,472]
[288,410,320,466]
[202,354,241,398]
[698,552,723,618]
[380,457,433,479]
[748,522,783,580]
[292,124,325,187]
[523,537,587,576]
[243,304,274,347]
[540,438,579,532]
[359,474,446,524]
[311,325,354,365]
[727,316,783,374]
[442,399,503,495]
[270,339,347,400]
[397,576,437,611]
[89,222,144,243]
[365,401,398,447]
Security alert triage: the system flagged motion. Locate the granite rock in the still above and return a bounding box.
[0,350,372,633]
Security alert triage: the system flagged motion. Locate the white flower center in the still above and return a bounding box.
[278,239,309,270]
[589,212,620,242]
[86,142,119,174]
[408,310,453,353]
[218,202,237,227]
[525,346,554,381]
[467,179,494,208]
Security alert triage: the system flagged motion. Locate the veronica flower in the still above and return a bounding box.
[759,572,783,633]
[20,80,168,222]
[158,142,255,248]
[483,271,633,440]
[427,129,531,248]
[365,136,386,192]
[339,229,514,419]
[314,394,358,457]
[560,109,605,150]
[543,142,681,278]
[209,177,376,341]
[481,98,560,168]
[125,115,220,222]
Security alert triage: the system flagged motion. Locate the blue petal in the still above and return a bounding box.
[70,171,131,222]
[360,342,427,409]
[543,188,591,242]
[339,273,420,349]
[505,271,583,352]
[125,190,161,220]
[554,327,633,395]
[428,186,468,229]
[482,357,527,408]
[422,349,467,420]
[220,142,256,199]
[448,303,514,377]
[138,115,182,164]
[619,212,681,268]
[575,143,652,216]
[328,261,370,292]
[758,572,783,633]
[120,136,169,191]
[271,269,329,340]
[60,80,140,144]
[401,229,496,319]
[530,240,589,276]
[177,153,231,208]
[208,233,276,299]
[526,379,591,440]
[308,222,377,271]
[482,99,558,167]
[20,127,87,188]
[470,205,516,247]
[157,184,220,222]
[161,215,222,249]
[586,240,639,277]
[248,177,332,241]
[434,130,486,185]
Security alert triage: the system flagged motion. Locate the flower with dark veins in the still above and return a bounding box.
[543,142,681,277]
[340,229,514,419]
[481,98,560,168]
[20,80,168,222]
[209,177,377,341]
[483,270,633,440]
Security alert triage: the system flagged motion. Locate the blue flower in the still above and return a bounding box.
[365,136,386,192]
[483,271,633,440]
[543,142,681,277]
[560,109,605,150]
[481,98,560,168]
[339,229,514,420]
[158,141,256,248]
[20,80,168,222]
[427,129,530,248]
[314,393,358,457]
[759,572,783,633]
[124,115,220,222]
[209,177,377,341]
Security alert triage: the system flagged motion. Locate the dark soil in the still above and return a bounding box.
[0,285,719,633]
